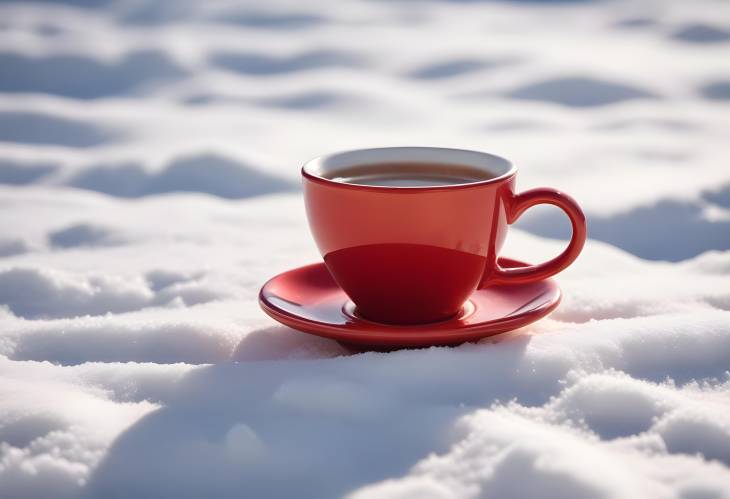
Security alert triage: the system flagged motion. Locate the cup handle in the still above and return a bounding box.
[486,187,587,286]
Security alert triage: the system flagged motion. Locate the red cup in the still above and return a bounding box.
[302,147,586,325]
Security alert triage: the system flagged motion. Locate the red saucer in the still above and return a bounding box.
[258,258,561,349]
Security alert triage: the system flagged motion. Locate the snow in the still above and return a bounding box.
[0,0,729,497]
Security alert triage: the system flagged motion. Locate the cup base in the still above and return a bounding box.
[342,300,476,326]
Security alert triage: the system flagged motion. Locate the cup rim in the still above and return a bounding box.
[301,146,517,192]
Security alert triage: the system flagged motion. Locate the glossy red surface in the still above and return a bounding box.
[325,243,487,324]
[259,258,561,349]
[302,148,585,324]
[487,187,586,285]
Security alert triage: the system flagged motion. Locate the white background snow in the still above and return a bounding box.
[1,0,729,497]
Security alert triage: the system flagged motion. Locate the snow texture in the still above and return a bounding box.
[0,0,729,498]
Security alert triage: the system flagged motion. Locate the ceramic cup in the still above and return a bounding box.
[302,147,586,325]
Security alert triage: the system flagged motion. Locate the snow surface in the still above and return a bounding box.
[1,0,729,498]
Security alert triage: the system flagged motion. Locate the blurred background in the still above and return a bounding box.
[0,0,728,262]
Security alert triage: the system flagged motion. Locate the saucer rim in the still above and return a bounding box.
[258,258,561,346]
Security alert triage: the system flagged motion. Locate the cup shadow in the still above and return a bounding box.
[231,325,354,361]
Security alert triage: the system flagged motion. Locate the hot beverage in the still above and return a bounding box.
[326,162,496,187]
